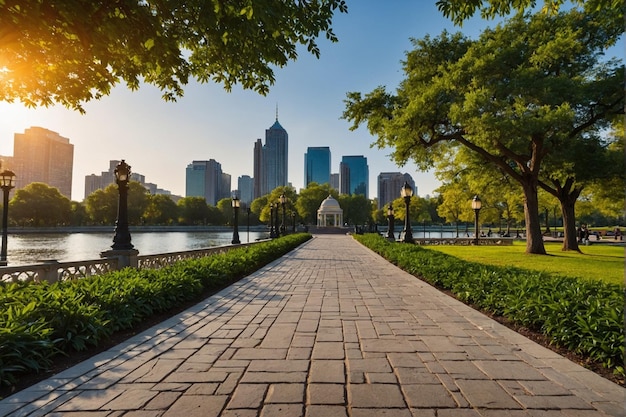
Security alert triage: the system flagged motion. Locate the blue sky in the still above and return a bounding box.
[0,1,589,201]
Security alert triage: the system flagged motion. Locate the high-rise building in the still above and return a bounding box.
[12,127,74,199]
[253,115,288,197]
[238,175,254,206]
[330,173,339,190]
[377,172,415,209]
[253,139,263,199]
[304,147,331,187]
[185,159,229,206]
[339,155,369,198]
[84,160,172,200]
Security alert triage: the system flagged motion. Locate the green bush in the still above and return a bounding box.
[0,234,310,390]
[355,233,624,378]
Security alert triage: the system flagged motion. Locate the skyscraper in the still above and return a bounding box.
[304,146,331,187]
[377,172,415,209]
[253,115,289,197]
[238,175,254,206]
[185,159,229,206]
[12,127,74,199]
[340,155,369,198]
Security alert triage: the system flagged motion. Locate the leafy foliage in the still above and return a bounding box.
[0,234,310,390]
[355,233,625,377]
[0,0,347,112]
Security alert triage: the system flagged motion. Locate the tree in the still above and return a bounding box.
[1,0,347,112]
[9,183,71,226]
[84,187,117,225]
[337,194,371,226]
[343,10,623,254]
[177,197,210,225]
[70,201,89,226]
[84,181,149,225]
[143,194,178,225]
[295,183,336,224]
[436,0,623,25]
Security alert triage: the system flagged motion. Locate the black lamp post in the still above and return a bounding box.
[279,193,287,236]
[292,211,296,233]
[0,169,16,266]
[111,160,134,250]
[386,203,395,241]
[269,203,276,238]
[401,181,414,243]
[246,206,251,243]
[231,196,241,244]
[274,199,280,237]
[471,195,482,245]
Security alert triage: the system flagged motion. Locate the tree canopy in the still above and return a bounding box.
[0,0,347,112]
[436,0,623,26]
[343,9,623,254]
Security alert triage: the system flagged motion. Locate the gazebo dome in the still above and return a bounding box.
[319,195,341,209]
[317,195,343,227]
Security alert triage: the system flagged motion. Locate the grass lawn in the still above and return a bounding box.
[426,241,625,286]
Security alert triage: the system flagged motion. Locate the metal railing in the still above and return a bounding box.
[0,242,260,284]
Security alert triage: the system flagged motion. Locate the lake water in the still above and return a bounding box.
[5,231,267,266]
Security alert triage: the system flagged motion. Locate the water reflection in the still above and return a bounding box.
[6,231,267,266]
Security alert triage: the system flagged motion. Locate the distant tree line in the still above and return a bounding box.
[2,179,622,230]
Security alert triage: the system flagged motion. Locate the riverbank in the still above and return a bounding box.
[7,225,269,234]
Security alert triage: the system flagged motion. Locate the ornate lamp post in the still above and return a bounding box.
[400,181,414,243]
[385,203,395,241]
[231,196,241,244]
[471,195,482,245]
[111,160,134,250]
[269,203,276,238]
[279,193,287,236]
[0,169,16,266]
[246,206,251,243]
[274,199,280,237]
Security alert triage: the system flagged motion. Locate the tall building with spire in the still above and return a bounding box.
[253,112,289,197]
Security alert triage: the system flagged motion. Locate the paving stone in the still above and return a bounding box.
[456,380,523,409]
[402,384,457,408]
[162,395,228,417]
[307,383,345,405]
[265,383,305,403]
[348,384,406,408]
[309,360,345,383]
[227,384,268,409]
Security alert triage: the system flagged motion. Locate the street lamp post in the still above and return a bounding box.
[471,195,482,245]
[231,196,241,244]
[292,211,296,233]
[274,199,280,237]
[269,203,275,238]
[111,160,134,250]
[400,182,414,243]
[0,169,16,266]
[386,203,395,241]
[246,206,251,243]
[279,193,287,236]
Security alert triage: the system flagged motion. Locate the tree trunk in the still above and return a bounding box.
[552,179,582,252]
[560,199,580,252]
[521,180,547,254]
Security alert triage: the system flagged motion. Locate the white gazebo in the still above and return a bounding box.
[317,195,343,227]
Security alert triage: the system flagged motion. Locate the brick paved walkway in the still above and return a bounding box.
[1,235,624,416]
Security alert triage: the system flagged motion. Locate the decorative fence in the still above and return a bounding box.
[0,242,258,284]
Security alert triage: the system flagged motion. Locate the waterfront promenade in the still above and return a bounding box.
[1,235,623,416]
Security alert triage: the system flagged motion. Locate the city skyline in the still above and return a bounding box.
[3,2,601,200]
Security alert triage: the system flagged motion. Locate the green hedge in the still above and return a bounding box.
[354,234,624,378]
[0,234,311,389]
